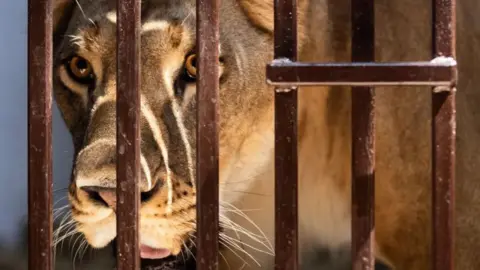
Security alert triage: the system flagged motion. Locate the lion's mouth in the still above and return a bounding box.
[140,245,172,259]
[139,245,197,270]
[112,239,197,269]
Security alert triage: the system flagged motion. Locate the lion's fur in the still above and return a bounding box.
[51,0,480,269]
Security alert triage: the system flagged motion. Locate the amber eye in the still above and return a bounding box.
[185,54,197,78]
[66,56,94,84]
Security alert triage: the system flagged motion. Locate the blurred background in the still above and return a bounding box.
[0,1,114,269]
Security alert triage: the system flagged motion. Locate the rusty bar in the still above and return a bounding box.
[266,61,456,86]
[116,0,141,269]
[28,0,53,269]
[273,0,298,269]
[196,0,221,268]
[432,0,456,268]
[351,0,375,269]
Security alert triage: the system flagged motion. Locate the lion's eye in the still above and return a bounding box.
[174,53,223,97]
[185,54,197,79]
[65,56,95,85]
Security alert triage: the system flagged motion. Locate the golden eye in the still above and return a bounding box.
[66,56,94,83]
[185,54,197,78]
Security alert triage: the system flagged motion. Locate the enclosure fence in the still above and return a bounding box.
[27,0,456,269]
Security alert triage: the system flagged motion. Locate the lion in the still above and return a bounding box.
[51,0,480,269]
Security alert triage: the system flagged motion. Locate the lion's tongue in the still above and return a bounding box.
[139,245,171,259]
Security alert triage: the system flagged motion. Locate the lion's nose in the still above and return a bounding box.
[74,140,156,192]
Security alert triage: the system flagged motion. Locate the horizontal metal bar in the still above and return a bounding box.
[266,60,457,87]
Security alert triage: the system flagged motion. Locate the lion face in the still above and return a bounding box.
[53,0,276,259]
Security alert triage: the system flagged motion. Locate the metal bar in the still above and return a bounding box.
[351,0,375,269]
[28,0,53,269]
[432,0,456,268]
[273,0,298,269]
[196,0,221,268]
[116,0,141,269]
[266,61,456,86]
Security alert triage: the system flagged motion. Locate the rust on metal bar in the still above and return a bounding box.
[196,0,221,268]
[432,0,456,269]
[116,0,141,269]
[351,0,375,269]
[28,0,53,269]
[273,0,299,269]
[266,61,457,87]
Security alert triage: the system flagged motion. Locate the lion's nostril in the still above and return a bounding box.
[140,177,163,203]
[81,184,159,208]
[79,176,162,208]
[98,190,117,210]
[140,190,154,202]
[80,186,115,209]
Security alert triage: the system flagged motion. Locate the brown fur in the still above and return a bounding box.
[51,0,480,269]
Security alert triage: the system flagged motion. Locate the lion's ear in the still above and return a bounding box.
[238,0,275,33]
[53,0,75,35]
[238,0,308,44]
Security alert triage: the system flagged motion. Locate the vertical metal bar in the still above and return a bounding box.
[351,0,375,269]
[196,0,220,268]
[273,0,298,269]
[28,0,53,269]
[432,0,456,269]
[116,0,141,269]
